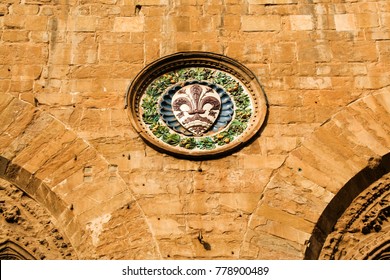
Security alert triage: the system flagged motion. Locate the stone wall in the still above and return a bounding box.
[0,0,389,259]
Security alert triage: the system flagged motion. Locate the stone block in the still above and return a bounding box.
[247,3,266,15]
[99,43,143,63]
[334,14,356,31]
[356,13,379,28]
[49,161,87,192]
[17,45,48,64]
[32,177,52,207]
[162,157,199,171]
[222,15,241,30]
[30,31,50,43]
[149,217,184,236]
[295,77,332,89]
[225,4,243,15]
[44,186,68,218]
[2,30,29,42]
[0,4,8,16]
[129,170,190,195]
[23,0,53,4]
[70,65,110,79]
[17,132,77,177]
[133,0,168,5]
[187,193,219,214]
[380,12,390,27]
[144,17,162,32]
[193,170,238,193]
[35,141,95,187]
[138,196,184,215]
[11,65,42,80]
[289,15,314,30]
[21,175,42,199]
[239,155,286,169]
[173,16,190,32]
[368,30,390,40]
[219,193,260,213]
[298,43,332,62]
[287,148,344,194]
[84,182,127,206]
[9,80,33,93]
[262,220,311,245]
[272,42,297,63]
[72,45,98,64]
[247,0,297,3]
[113,16,144,32]
[265,136,298,152]
[68,16,99,32]
[247,231,304,259]
[354,76,390,89]
[0,80,10,93]
[0,156,9,177]
[10,4,39,15]
[0,65,11,79]
[305,131,366,180]
[352,105,390,154]
[242,15,281,31]
[25,15,48,30]
[267,105,315,124]
[377,41,390,62]
[2,99,36,135]
[3,15,25,29]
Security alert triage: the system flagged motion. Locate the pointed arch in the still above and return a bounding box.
[0,240,36,260]
[0,94,160,259]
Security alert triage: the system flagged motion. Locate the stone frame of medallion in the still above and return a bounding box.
[125,52,268,160]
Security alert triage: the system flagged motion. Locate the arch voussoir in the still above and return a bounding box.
[242,91,390,259]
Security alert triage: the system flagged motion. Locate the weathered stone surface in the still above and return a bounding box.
[319,174,390,260]
[0,0,389,260]
[334,14,356,31]
[289,15,314,31]
[113,16,144,32]
[0,178,77,259]
[241,15,281,31]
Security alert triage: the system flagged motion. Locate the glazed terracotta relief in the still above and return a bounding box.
[127,53,267,158]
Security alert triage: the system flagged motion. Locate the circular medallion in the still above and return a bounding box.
[126,52,267,159]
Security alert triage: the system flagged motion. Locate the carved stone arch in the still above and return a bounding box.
[0,177,76,259]
[0,240,36,260]
[365,240,390,260]
[0,93,160,259]
[305,155,390,259]
[240,90,390,259]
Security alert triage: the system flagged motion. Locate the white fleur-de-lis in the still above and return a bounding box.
[172,84,221,136]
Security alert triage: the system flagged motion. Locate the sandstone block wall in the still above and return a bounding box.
[0,0,389,259]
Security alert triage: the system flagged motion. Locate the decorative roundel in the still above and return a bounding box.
[126,52,267,159]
